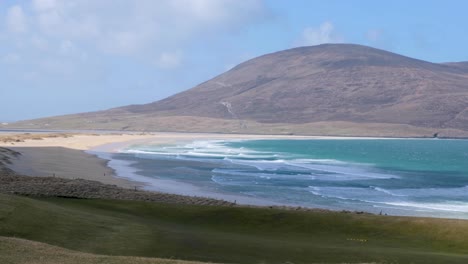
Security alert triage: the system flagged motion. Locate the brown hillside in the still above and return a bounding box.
[6,44,468,137]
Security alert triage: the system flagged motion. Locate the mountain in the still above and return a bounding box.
[6,44,468,137]
[444,61,468,72]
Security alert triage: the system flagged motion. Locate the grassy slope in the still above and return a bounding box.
[0,237,211,264]
[1,194,468,263]
[7,115,468,138]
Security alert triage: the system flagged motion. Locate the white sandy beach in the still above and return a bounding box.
[0,132,390,151]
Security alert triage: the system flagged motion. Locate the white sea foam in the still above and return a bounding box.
[293,158,346,165]
[290,162,397,180]
[308,186,321,196]
[125,140,373,176]
[368,186,468,199]
[308,184,468,213]
[223,157,391,182]
[212,168,315,181]
[224,158,288,171]
[125,140,277,160]
[381,201,468,213]
[118,138,468,218]
[307,185,402,204]
[371,186,408,197]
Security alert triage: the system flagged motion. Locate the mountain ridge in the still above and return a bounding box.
[5,43,468,137]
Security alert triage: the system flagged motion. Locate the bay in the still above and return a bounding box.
[110,139,468,219]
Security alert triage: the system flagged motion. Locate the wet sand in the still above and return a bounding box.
[6,146,141,189]
[0,134,159,188]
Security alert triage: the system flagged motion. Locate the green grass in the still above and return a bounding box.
[0,237,211,264]
[1,194,468,263]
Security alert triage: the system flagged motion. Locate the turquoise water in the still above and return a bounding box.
[112,139,468,219]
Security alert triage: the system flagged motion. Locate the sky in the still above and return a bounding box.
[1,0,467,122]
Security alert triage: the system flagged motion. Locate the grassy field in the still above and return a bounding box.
[1,194,468,263]
[0,237,211,264]
[7,114,468,138]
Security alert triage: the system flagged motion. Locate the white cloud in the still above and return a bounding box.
[1,0,267,70]
[0,0,276,122]
[20,0,266,56]
[0,0,271,121]
[295,21,343,47]
[6,5,28,33]
[170,0,265,25]
[0,0,268,72]
[1,0,269,89]
[155,51,183,69]
[32,0,58,12]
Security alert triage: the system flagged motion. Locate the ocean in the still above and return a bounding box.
[108,138,468,219]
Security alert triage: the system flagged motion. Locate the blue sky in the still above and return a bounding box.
[1,0,467,121]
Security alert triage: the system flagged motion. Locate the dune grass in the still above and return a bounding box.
[1,193,468,263]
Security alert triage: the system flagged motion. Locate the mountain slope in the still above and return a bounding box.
[122,44,468,128]
[6,44,468,137]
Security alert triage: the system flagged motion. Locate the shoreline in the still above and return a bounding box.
[0,132,325,190]
[3,132,468,219]
[1,134,160,189]
[0,131,399,208]
[87,134,316,206]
